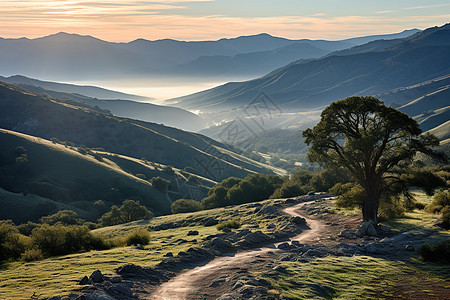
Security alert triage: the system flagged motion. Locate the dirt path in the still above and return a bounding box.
[149,199,327,300]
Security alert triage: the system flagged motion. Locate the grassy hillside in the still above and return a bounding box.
[0,81,272,182]
[0,128,170,221]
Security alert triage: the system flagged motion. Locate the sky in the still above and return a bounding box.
[0,0,449,42]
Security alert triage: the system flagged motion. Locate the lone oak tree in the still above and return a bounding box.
[303,96,445,224]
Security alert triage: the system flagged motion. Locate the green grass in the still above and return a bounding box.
[0,198,286,299]
[261,256,449,299]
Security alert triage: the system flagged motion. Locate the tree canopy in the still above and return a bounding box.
[303,96,446,223]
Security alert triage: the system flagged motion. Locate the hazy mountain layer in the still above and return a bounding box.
[0,30,418,81]
[0,82,271,182]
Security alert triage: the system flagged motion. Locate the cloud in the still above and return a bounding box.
[0,1,449,41]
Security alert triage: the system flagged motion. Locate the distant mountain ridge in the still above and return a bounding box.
[0,30,419,81]
[168,24,449,113]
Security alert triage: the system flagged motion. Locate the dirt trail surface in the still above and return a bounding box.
[149,199,326,300]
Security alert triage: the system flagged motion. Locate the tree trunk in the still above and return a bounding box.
[362,184,380,224]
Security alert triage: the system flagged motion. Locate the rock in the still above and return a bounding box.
[89,270,104,283]
[238,231,271,248]
[79,276,89,285]
[338,230,357,239]
[285,198,297,204]
[85,291,115,300]
[280,254,294,261]
[292,216,306,224]
[307,191,315,196]
[257,205,278,216]
[277,242,290,250]
[187,230,199,236]
[257,278,271,287]
[355,221,377,237]
[107,283,133,298]
[164,252,173,257]
[205,237,235,253]
[274,231,288,238]
[267,223,276,229]
[364,244,377,254]
[222,228,231,233]
[135,244,144,250]
[209,278,226,287]
[110,276,121,284]
[153,222,176,231]
[405,244,415,252]
[304,249,326,257]
[204,218,219,226]
[291,240,301,246]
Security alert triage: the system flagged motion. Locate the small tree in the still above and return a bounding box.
[171,199,202,214]
[99,200,153,226]
[150,177,170,192]
[303,96,446,224]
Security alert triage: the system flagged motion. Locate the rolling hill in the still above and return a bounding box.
[2,76,206,131]
[0,81,273,183]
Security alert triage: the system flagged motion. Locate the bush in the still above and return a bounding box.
[440,206,450,229]
[425,189,450,213]
[99,200,153,226]
[334,184,365,208]
[271,181,307,199]
[21,248,44,262]
[378,195,405,221]
[40,210,84,226]
[31,224,109,256]
[150,177,170,192]
[171,199,202,214]
[217,220,241,231]
[418,240,450,264]
[0,220,30,261]
[125,228,151,246]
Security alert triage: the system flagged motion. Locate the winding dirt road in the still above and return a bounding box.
[149,199,326,300]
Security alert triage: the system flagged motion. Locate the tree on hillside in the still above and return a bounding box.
[303,96,446,224]
[99,200,153,226]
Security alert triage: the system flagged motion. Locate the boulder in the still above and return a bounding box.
[364,244,377,254]
[338,230,357,239]
[277,242,290,250]
[79,276,89,285]
[355,221,377,237]
[89,270,104,283]
[257,205,278,216]
[292,216,306,225]
[164,252,173,257]
[204,218,219,226]
[107,283,133,298]
[187,230,199,236]
[85,291,115,300]
[205,237,235,253]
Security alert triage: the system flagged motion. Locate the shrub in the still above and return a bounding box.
[378,195,405,221]
[334,184,365,208]
[0,220,30,261]
[217,220,241,231]
[425,189,450,213]
[271,181,307,199]
[440,206,450,229]
[31,224,109,256]
[125,228,151,246]
[418,240,450,264]
[21,248,44,262]
[171,199,202,214]
[40,210,84,226]
[17,221,40,236]
[150,176,170,192]
[99,200,153,226]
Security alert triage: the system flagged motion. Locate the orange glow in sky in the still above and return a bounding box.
[0,1,449,41]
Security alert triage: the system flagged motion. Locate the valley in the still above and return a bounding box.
[0,17,449,300]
